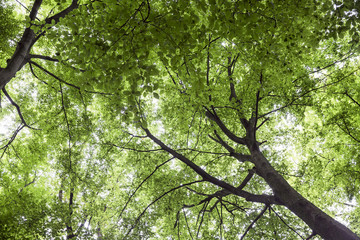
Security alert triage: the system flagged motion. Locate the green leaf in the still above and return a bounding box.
[153,92,159,99]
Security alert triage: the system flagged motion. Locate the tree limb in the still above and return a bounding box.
[208,130,252,163]
[240,205,268,240]
[18,172,37,194]
[305,231,317,240]
[253,72,262,139]
[35,0,79,42]
[0,0,42,90]
[0,124,25,154]
[205,106,247,145]
[30,61,81,90]
[183,208,195,240]
[195,167,256,205]
[345,91,360,108]
[117,158,174,220]
[123,180,203,239]
[2,87,34,129]
[143,127,282,205]
[269,206,305,239]
[29,54,59,62]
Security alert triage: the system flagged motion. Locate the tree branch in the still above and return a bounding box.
[240,205,268,240]
[29,54,59,62]
[183,208,195,240]
[269,206,305,239]
[123,180,203,239]
[205,106,247,145]
[305,231,317,240]
[345,91,360,108]
[208,131,252,163]
[143,127,282,205]
[35,0,79,42]
[30,60,112,95]
[0,0,42,90]
[45,0,79,25]
[30,61,81,90]
[196,201,209,237]
[59,83,72,166]
[18,172,37,194]
[336,120,360,143]
[0,124,25,159]
[110,143,163,153]
[2,87,37,129]
[253,72,262,140]
[15,0,41,20]
[117,158,174,220]
[66,188,75,239]
[196,167,257,205]
[256,117,269,130]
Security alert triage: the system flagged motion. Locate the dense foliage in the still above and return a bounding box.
[1,0,360,239]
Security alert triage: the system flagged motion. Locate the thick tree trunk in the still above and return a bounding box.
[204,107,359,239]
[249,143,360,240]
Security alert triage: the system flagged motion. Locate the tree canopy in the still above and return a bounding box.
[1,0,360,239]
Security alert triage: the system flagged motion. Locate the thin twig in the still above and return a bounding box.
[117,158,174,221]
[123,180,203,239]
[59,83,72,165]
[269,206,305,239]
[183,208,195,240]
[240,205,268,240]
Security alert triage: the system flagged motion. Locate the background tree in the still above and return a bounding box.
[0,0,360,239]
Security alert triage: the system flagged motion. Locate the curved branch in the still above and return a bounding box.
[117,158,174,220]
[208,130,252,163]
[123,180,203,239]
[45,0,79,25]
[143,127,282,205]
[35,0,79,42]
[204,106,247,145]
[2,87,31,128]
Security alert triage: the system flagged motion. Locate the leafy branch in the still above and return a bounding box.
[2,87,39,130]
[143,127,281,205]
[117,157,174,220]
[123,180,204,239]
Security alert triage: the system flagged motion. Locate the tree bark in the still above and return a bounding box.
[0,0,42,90]
[0,0,79,91]
[205,107,359,239]
[247,138,359,240]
